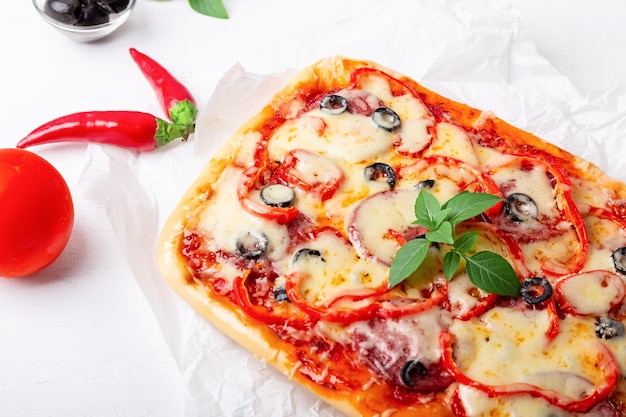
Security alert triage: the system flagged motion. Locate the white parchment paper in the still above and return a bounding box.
[79,0,626,416]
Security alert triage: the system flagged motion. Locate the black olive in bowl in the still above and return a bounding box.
[33,0,136,42]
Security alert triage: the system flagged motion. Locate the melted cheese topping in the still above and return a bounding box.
[451,308,607,397]
[348,189,421,265]
[425,122,479,166]
[289,232,388,306]
[198,166,290,264]
[186,70,626,415]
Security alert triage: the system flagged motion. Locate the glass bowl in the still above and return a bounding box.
[32,0,137,42]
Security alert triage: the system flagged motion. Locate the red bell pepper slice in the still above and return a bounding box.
[285,271,384,323]
[546,160,589,275]
[232,271,316,330]
[238,165,299,225]
[285,270,447,323]
[589,205,626,229]
[440,331,619,413]
[283,224,446,322]
[271,149,344,201]
[487,155,588,276]
[554,270,626,316]
[608,199,626,220]
[350,67,421,100]
[399,155,504,218]
[378,280,448,319]
[544,297,561,341]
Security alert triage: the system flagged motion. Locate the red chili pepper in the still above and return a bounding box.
[129,47,197,127]
[16,111,191,152]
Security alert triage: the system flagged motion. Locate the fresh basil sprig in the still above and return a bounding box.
[189,0,228,18]
[389,191,521,296]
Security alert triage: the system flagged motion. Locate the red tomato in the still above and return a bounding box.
[0,149,74,278]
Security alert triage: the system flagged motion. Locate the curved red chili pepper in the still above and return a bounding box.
[129,47,197,125]
[440,331,619,413]
[16,111,187,152]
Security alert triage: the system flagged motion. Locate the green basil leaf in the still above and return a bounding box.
[443,250,461,280]
[434,207,452,228]
[425,220,454,245]
[413,191,440,230]
[388,238,430,288]
[464,251,521,296]
[443,192,502,226]
[189,0,228,18]
[454,232,479,253]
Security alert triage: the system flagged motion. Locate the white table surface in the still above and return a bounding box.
[1,1,626,416]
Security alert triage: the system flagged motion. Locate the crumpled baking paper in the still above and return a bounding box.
[78,0,626,416]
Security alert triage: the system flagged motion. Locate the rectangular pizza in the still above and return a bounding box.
[156,56,626,416]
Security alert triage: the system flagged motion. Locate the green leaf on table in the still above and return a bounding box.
[464,251,521,296]
[388,238,430,288]
[189,0,229,18]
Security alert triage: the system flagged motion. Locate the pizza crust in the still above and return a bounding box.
[156,56,626,416]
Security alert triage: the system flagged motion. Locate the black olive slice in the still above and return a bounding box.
[260,184,296,208]
[400,360,427,387]
[504,193,538,223]
[364,162,396,190]
[273,287,289,302]
[236,231,268,259]
[372,107,401,131]
[320,94,348,115]
[520,277,552,305]
[415,179,435,190]
[292,248,325,264]
[595,317,625,339]
[612,247,626,275]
